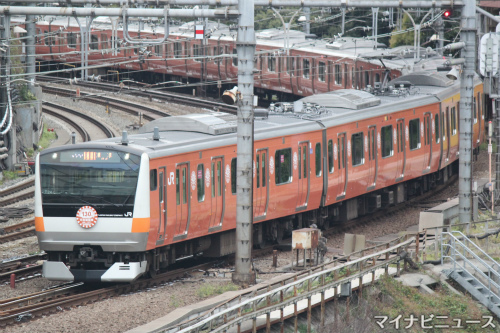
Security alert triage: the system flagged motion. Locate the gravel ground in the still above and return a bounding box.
[0,85,492,332]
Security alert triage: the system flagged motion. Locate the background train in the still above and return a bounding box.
[22,17,413,101]
[34,65,485,282]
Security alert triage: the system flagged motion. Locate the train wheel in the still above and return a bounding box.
[146,253,158,278]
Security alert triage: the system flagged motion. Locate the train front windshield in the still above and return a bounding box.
[40,149,141,209]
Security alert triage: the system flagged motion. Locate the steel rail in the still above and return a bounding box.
[0,261,214,327]
[0,178,34,198]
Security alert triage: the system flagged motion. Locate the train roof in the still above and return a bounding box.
[41,71,480,160]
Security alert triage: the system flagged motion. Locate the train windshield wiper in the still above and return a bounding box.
[64,194,121,207]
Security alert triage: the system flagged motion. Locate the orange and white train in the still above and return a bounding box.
[34,67,485,282]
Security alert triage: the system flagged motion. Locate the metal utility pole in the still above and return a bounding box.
[458,0,476,224]
[303,7,310,34]
[233,0,255,286]
[26,15,36,92]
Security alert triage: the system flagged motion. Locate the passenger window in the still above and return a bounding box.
[275,148,292,185]
[150,169,157,191]
[351,132,364,166]
[409,118,421,150]
[197,164,204,202]
[381,125,393,158]
[315,143,322,177]
[182,168,187,204]
[435,114,440,143]
[176,169,180,205]
[328,140,334,173]
[231,158,237,194]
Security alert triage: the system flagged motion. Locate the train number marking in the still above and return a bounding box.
[405,126,409,142]
[253,160,256,178]
[293,152,298,170]
[191,171,196,190]
[347,140,351,157]
[334,143,337,160]
[269,156,274,175]
[377,132,381,150]
[393,128,397,145]
[364,135,368,152]
[420,122,424,137]
[225,164,231,183]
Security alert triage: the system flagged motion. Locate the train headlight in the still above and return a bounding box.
[124,153,130,160]
[52,153,58,159]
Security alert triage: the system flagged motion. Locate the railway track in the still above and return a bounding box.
[39,79,237,114]
[0,177,35,203]
[0,254,45,283]
[0,218,36,244]
[42,101,115,141]
[0,262,214,327]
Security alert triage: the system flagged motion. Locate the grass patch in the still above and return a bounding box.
[196,282,239,298]
[371,274,496,332]
[2,170,17,181]
[37,124,57,150]
[480,141,497,152]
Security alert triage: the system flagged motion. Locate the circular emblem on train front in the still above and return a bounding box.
[76,206,98,229]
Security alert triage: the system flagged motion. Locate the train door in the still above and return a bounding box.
[445,107,451,162]
[423,113,432,171]
[174,163,190,239]
[336,133,347,200]
[156,167,167,245]
[396,119,406,181]
[254,149,268,219]
[209,157,224,231]
[297,142,310,210]
[367,126,377,190]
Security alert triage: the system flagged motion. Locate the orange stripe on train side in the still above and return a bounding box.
[35,217,45,232]
[132,218,150,233]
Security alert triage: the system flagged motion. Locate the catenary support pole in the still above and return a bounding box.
[233,0,256,285]
[458,0,476,224]
[26,15,36,92]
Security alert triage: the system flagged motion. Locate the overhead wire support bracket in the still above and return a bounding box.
[122,6,169,44]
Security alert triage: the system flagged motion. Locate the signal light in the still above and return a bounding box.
[443,9,453,18]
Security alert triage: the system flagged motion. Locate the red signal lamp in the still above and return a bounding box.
[443,9,453,18]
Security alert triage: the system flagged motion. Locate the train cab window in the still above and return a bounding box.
[435,114,440,143]
[315,143,322,177]
[328,140,334,173]
[318,62,326,82]
[193,44,201,62]
[275,148,292,185]
[174,42,182,58]
[335,64,342,85]
[375,73,380,85]
[150,170,157,191]
[67,32,77,48]
[451,107,457,135]
[381,125,393,158]
[409,118,421,150]
[232,48,238,66]
[303,59,310,79]
[231,158,237,194]
[197,164,204,202]
[268,55,276,72]
[90,35,99,50]
[351,132,364,166]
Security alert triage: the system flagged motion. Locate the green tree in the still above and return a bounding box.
[389,13,414,48]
